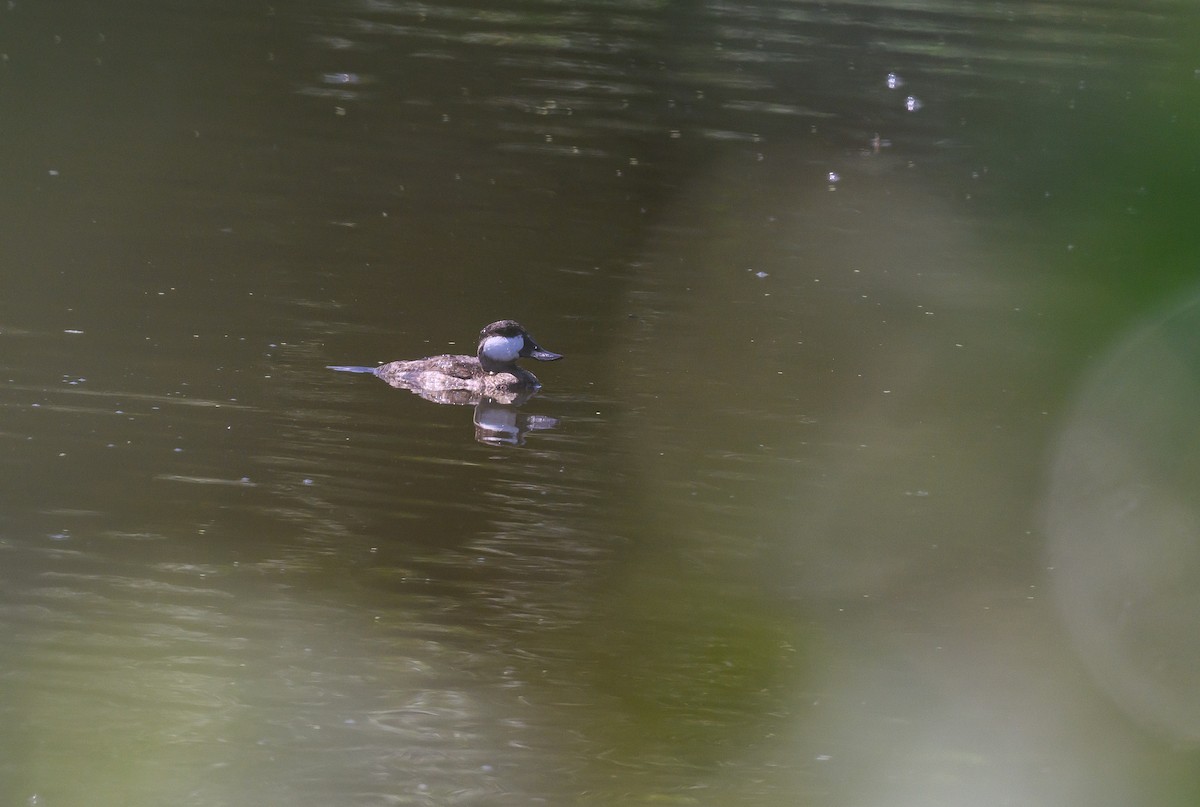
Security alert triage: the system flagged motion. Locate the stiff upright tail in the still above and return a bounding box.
[326,365,378,374]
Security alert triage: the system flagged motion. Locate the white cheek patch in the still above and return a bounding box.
[481,334,523,362]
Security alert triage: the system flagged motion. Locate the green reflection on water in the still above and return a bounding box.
[584,569,808,767]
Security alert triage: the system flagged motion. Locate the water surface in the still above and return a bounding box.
[2,0,1199,805]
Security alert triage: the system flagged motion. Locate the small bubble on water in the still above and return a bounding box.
[886,72,903,89]
[827,171,840,183]
[905,96,923,112]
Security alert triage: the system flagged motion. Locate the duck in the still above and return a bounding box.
[328,320,562,403]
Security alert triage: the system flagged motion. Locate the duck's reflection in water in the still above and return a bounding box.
[473,399,559,446]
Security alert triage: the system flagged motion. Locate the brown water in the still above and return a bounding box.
[2,1,1200,805]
